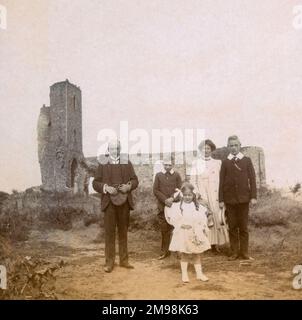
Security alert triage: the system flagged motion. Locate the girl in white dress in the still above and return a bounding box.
[190,140,229,253]
[165,182,211,283]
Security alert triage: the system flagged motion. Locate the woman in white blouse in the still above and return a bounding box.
[190,139,229,253]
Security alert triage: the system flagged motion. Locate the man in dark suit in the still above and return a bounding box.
[92,139,139,273]
[219,135,257,261]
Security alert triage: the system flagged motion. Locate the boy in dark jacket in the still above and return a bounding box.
[153,159,182,259]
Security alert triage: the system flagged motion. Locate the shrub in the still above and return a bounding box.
[0,191,9,206]
[290,183,301,195]
[0,208,31,241]
[38,207,85,231]
[249,191,302,227]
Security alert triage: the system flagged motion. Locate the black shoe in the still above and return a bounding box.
[211,246,221,255]
[157,252,170,260]
[240,254,254,261]
[120,262,134,269]
[104,265,113,273]
[228,254,239,261]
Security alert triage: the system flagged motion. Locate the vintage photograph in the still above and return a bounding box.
[1,0,302,301]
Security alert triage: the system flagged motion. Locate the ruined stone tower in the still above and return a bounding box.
[37,80,83,192]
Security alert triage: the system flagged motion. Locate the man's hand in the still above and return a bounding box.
[165,197,174,207]
[118,183,131,194]
[105,185,118,195]
[219,202,224,209]
[250,198,257,206]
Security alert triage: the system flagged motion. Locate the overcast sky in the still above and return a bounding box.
[1,0,302,192]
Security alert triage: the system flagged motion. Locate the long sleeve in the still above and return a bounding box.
[165,204,182,228]
[218,161,226,202]
[92,165,105,194]
[153,174,168,203]
[247,157,257,199]
[176,172,182,189]
[128,161,139,191]
[216,160,222,182]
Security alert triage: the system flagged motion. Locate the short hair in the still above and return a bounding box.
[108,139,121,150]
[227,135,241,146]
[162,153,175,165]
[198,139,216,152]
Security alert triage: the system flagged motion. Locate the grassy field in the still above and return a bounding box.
[1,188,302,299]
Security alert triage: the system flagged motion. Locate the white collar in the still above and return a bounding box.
[227,152,244,160]
[109,155,120,163]
[182,201,193,206]
[200,155,212,161]
[162,168,175,175]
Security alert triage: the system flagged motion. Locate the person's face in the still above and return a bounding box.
[108,143,120,158]
[200,144,212,157]
[228,139,241,155]
[163,163,173,172]
[182,190,194,203]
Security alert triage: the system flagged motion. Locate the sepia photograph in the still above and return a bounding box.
[1,0,302,305]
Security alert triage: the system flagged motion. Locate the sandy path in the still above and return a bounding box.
[18,223,302,300]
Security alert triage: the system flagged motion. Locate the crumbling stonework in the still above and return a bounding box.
[212,146,266,188]
[37,80,84,192]
[38,80,266,194]
[86,147,266,190]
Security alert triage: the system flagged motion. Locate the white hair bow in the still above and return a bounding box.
[173,188,183,199]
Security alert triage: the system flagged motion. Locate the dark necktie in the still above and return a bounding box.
[232,157,242,171]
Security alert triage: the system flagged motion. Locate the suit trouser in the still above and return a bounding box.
[158,211,173,255]
[225,202,249,256]
[104,201,130,268]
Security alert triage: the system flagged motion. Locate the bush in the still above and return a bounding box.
[0,234,12,260]
[249,191,302,227]
[0,208,31,241]
[0,191,9,206]
[290,183,301,195]
[39,207,85,231]
[129,208,158,231]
